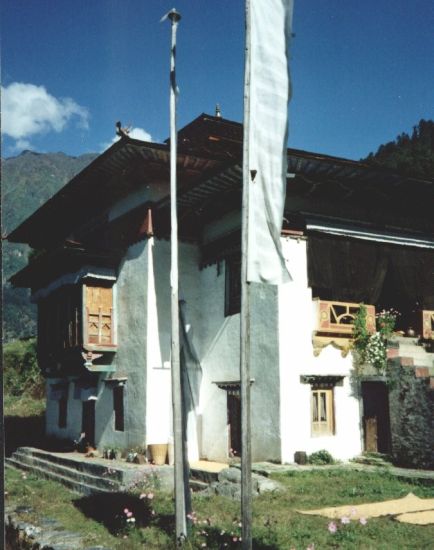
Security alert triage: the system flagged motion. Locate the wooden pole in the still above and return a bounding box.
[164,8,188,545]
[241,1,252,548]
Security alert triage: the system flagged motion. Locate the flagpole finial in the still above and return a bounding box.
[160,8,181,23]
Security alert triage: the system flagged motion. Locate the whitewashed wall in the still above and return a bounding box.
[278,236,362,462]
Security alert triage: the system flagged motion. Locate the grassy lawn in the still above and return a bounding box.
[5,466,434,549]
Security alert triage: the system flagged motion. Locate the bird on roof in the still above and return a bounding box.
[115,121,131,138]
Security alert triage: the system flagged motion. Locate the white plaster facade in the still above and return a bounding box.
[43,211,363,463]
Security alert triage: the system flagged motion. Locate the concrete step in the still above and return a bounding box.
[11,449,122,492]
[5,458,112,496]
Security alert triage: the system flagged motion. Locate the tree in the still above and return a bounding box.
[363,119,434,179]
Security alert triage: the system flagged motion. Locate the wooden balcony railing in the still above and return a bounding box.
[422,310,434,340]
[314,299,376,336]
[312,299,376,356]
[86,307,115,347]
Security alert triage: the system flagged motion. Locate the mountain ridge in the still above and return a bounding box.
[2,150,98,341]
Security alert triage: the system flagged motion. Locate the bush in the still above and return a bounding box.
[308,449,335,465]
[3,338,44,398]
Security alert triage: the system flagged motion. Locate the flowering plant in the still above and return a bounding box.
[353,306,399,373]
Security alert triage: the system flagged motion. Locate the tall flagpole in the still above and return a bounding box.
[241,1,252,548]
[162,8,188,544]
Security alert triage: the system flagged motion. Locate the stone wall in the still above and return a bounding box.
[388,357,434,469]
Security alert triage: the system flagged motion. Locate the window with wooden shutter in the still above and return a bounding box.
[311,387,334,436]
[85,284,115,347]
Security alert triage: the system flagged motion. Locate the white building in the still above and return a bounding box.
[9,114,434,464]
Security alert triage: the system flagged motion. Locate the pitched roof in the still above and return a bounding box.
[8,113,434,251]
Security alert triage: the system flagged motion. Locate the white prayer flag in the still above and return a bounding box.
[246,0,293,284]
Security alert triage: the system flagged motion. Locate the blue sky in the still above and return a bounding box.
[2,0,433,159]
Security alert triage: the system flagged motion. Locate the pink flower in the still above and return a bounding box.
[340,516,350,525]
[328,521,337,534]
[232,537,238,542]
[123,508,129,514]
[127,511,133,518]
[359,517,367,525]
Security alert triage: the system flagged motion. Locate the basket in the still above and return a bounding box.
[148,443,168,465]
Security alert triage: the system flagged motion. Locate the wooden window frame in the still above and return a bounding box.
[113,385,124,432]
[311,386,335,436]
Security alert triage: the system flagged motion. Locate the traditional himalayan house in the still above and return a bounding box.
[9,114,434,466]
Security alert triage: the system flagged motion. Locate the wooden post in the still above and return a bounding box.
[163,8,189,545]
[241,1,252,548]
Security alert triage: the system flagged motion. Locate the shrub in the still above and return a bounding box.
[3,338,44,398]
[308,449,335,465]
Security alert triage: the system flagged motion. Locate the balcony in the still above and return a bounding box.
[38,281,117,375]
[312,299,376,357]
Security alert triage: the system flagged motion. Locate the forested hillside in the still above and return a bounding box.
[2,151,97,341]
[364,119,434,179]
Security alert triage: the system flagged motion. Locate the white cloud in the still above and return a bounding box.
[101,126,153,151]
[15,139,32,150]
[1,82,89,147]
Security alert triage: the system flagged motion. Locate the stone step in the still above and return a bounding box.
[8,447,175,494]
[11,450,123,492]
[189,479,209,492]
[16,447,126,482]
[189,467,222,485]
[397,346,434,359]
[5,458,112,496]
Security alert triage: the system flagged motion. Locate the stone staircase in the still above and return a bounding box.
[6,447,172,496]
[189,461,227,492]
[388,336,434,387]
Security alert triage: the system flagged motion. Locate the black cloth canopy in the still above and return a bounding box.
[307,234,434,308]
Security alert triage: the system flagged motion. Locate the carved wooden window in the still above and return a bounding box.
[225,257,241,316]
[311,387,334,436]
[84,283,115,348]
[113,385,124,432]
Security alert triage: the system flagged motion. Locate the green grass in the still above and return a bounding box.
[4,394,45,417]
[5,466,434,549]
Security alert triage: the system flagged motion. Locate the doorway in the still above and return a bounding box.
[227,394,241,457]
[361,381,391,454]
[82,400,96,447]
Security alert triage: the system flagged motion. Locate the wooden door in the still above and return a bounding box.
[361,382,391,454]
[82,400,96,447]
[227,394,241,457]
[364,417,378,452]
